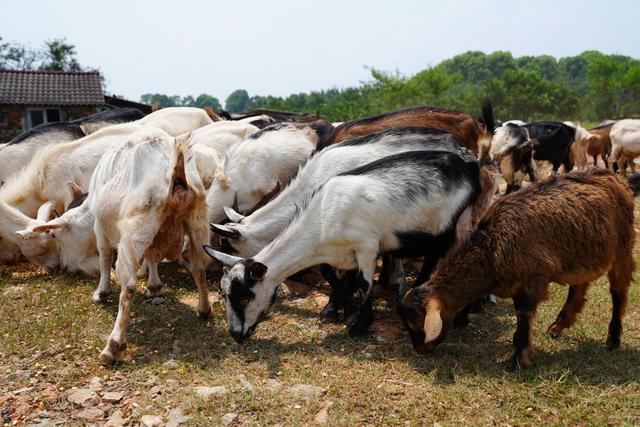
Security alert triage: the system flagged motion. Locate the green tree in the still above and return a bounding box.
[193,93,221,109]
[39,38,81,71]
[225,89,251,113]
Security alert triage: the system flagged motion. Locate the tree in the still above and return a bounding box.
[193,94,221,109]
[39,38,81,71]
[225,89,251,113]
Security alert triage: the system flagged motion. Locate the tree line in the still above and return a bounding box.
[221,51,640,123]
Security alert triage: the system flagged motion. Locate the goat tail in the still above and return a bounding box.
[627,173,640,196]
[203,106,221,122]
[480,99,495,137]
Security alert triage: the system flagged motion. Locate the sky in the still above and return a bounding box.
[4,0,640,104]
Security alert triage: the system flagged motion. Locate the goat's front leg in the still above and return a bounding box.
[319,264,345,322]
[145,260,163,298]
[348,249,377,337]
[510,287,545,370]
[92,229,114,303]
[99,237,141,365]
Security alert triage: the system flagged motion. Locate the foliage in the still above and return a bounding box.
[139,93,221,109]
[0,37,85,72]
[225,89,251,113]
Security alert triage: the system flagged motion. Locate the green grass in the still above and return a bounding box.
[2,246,640,425]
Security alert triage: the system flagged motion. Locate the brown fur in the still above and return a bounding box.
[588,123,614,166]
[402,168,636,367]
[203,106,221,122]
[144,152,196,262]
[327,107,489,154]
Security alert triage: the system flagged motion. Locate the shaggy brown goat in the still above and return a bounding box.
[319,103,495,158]
[398,168,637,369]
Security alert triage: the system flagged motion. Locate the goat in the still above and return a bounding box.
[204,150,484,342]
[35,133,209,364]
[206,121,333,224]
[318,102,495,159]
[73,107,145,134]
[489,120,535,193]
[0,124,172,264]
[525,121,575,174]
[565,121,594,170]
[137,107,215,136]
[610,119,640,175]
[588,122,615,168]
[211,127,496,319]
[398,168,636,369]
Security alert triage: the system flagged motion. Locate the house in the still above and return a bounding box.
[0,69,104,142]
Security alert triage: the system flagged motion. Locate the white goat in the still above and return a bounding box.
[610,119,640,175]
[137,107,216,136]
[205,150,484,342]
[206,123,325,223]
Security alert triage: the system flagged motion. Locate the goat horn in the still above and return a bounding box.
[398,275,410,299]
[232,192,239,213]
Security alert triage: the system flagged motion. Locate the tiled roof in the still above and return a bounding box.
[0,69,104,106]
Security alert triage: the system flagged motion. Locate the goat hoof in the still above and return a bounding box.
[197,306,212,319]
[606,336,621,351]
[509,351,533,371]
[99,339,126,365]
[91,290,110,304]
[319,303,340,323]
[347,313,373,337]
[145,287,164,298]
[547,323,564,337]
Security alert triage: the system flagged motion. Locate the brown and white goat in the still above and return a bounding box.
[398,168,636,369]
[588,123,614,167]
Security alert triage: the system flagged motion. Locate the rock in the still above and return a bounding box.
[76,408,104,421]
[89,376,103,390]
[149,385,162,396]
[102,391,124,403]
[162,359,178,369]
[314,401,334,425]
[105,409,127,427]
[166,408,190,427]
[265,379,282,392]
[291,384,327,399]
[194,386,227,398]
[238,374,255,394]
[146,375,159,385]
[140,414,164,427]
[221,412,238,426]
[67,389,95,407]
[151,297,165,305]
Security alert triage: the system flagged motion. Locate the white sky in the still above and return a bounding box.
[4,0,639,103]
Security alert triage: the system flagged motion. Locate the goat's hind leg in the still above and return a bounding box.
[607,258,633,350]
[92,228,114,303]
[548,283,589,336]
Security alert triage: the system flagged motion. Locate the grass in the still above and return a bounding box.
[2,240,640,425]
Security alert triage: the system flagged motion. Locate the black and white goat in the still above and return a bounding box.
[204,150,483,342]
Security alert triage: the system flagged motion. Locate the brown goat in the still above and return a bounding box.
[398,168,636,369]
[320,103,495,158]
[588,123,614,167]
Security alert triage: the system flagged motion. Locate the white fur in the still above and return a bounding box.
[217,132,462,258]
[137,107,214,136]
[610,119,640,174]
[206,123,319,223]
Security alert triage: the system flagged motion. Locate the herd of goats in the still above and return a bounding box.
[1,103,639,370]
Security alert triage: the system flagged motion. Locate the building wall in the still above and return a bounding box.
[0,105,98,143]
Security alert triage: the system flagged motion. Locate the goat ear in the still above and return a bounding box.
[36,201,57,222]
[15,230,28,240]
[223,206,245,223]
[202,245,243,266]
[249,261,268,281]
[32,224,64,234]
[424,299,443,343]
[68,181,83,200]
[210,223,241,239]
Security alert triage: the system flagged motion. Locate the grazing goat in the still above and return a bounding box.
[0,124,171,264]
[565,121,594,170]
[211,127,496,319]
[489,121,535,193]
[318,103,495,158]
[31,133,209,364]
[206,121,332,223]
[526,121,575,174]
[137,107,216,136]
[588,123,614,167]
[205,150,484,342]
[398,168,636,369]
[610,119,640,175]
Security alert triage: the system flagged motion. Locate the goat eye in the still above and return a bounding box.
[239,297,251,307]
